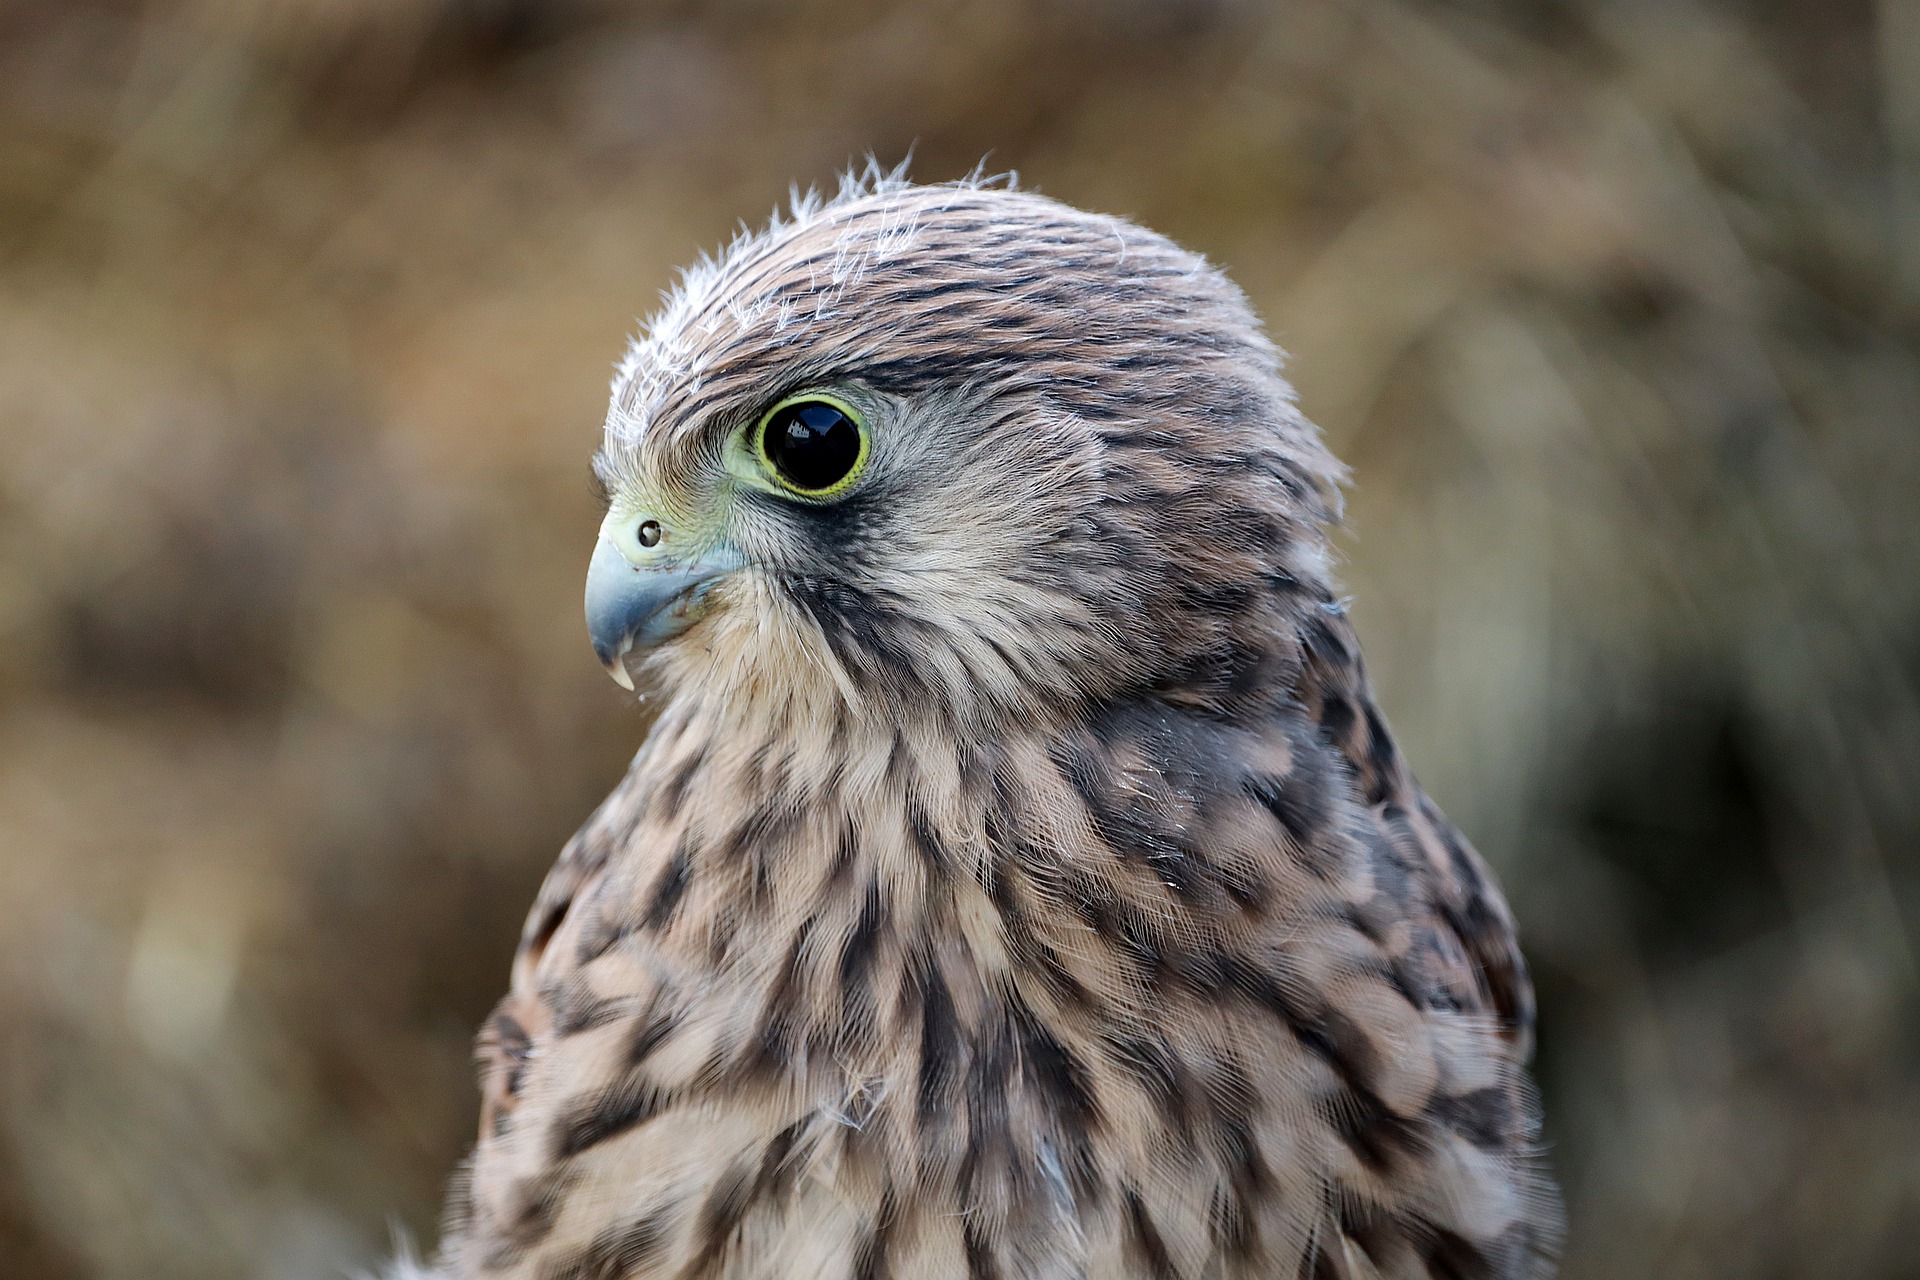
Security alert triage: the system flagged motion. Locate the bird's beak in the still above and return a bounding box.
[585,520,741,691]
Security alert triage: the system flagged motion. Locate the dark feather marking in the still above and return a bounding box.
[1205,1183,1249,1263]
[1266,566,1306,596]
[1217,852,1269,912]
[981,631,1020,680]
[719,798,800,897]
[1318,1002,1423,1170]
[1361,701,1401,802]
[1027,937,1095,1010]
[484,1168,579,1265]
[1335,1204,1405,1278]
[863,352,1003,397]
[746,913,817,1073]
[963,1218,1001,1280]
[884,729,909,781]
[642,842,691,930]
[1052,728,1212,901]
[914,951,960,1119]
[1213,954,1391,1113]
[841,878,886,995]
[851,1187,899,1280]
[1049,736,1104,814]
[980,824,1013,915]
[1337,899,1388,951]
[1432,1086,1513,1149]
[1101,1033,1192,1145]
[1245,725,1340,876]
[1430,808,1489,901]
[753,1116,807,1204]
[573,899,624,966]
[568,810,625,877]
[771,918,811,1003]
[1072,872,1199,993]
[1247,763,1331,848]
[1124,1187,1178,1280]
[681,1161,757,1279]
[1420,1224,1498,1280]
[745,1014,795,1079]
[522,898,569,966]
[905,799,953,875]
[786,578,933,699]
[553,1076,672,1159]
[888,278,986,305]
[1412,794,1535,1037]
[1319,692,1356,744]
[654,743,707,820]
[547,979,619,1037]
[1012,1003,1100,1131]
[959,1014,1018,1225]
[1301,613,1352,668]
[536,1206,673,1280]
[1362,819,1419,916]
[626,1002,680,1067]
[1387,953,1440,1015]
[491,1012,532,1099]
[1214,1116,1266,1259]
[983,824,1097,1012]
[818,816,859,897]
[1064,876,1169,985]
[1327,1085,1419,1173]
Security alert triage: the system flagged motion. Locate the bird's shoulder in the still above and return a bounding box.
[1292,605,1537,1056]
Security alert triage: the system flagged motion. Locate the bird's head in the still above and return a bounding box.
[588,172,1344,730]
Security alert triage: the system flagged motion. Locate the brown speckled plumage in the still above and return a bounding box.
[413,169,1562,1279]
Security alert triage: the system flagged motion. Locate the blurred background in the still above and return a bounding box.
[0,0,1915,1276]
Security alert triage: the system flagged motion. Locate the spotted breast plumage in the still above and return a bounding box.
[400,168,1562,1280]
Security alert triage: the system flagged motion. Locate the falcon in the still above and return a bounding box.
[404,171,1561,1279]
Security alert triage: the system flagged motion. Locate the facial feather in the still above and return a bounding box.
[595,167,1341,733]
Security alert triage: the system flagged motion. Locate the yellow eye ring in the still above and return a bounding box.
[752,392,870,499]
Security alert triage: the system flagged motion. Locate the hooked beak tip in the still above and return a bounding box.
[591,626,637,691]
[585,533,738,692]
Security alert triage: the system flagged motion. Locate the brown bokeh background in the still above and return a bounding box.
[1,1,1916,1277]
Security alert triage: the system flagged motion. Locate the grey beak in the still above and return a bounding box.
[584,536,736,690]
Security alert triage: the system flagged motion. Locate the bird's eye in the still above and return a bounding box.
[756,395,868,496]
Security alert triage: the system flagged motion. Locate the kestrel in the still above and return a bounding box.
[398,171,1561,1280]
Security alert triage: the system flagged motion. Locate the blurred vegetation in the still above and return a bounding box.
[0,1,1915,1277]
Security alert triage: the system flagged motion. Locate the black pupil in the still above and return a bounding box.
[764,400,860,491]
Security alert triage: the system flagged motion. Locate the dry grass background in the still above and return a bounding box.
[0,1,1915,1276]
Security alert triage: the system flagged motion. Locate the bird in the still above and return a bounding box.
[400,167,1562,1280]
